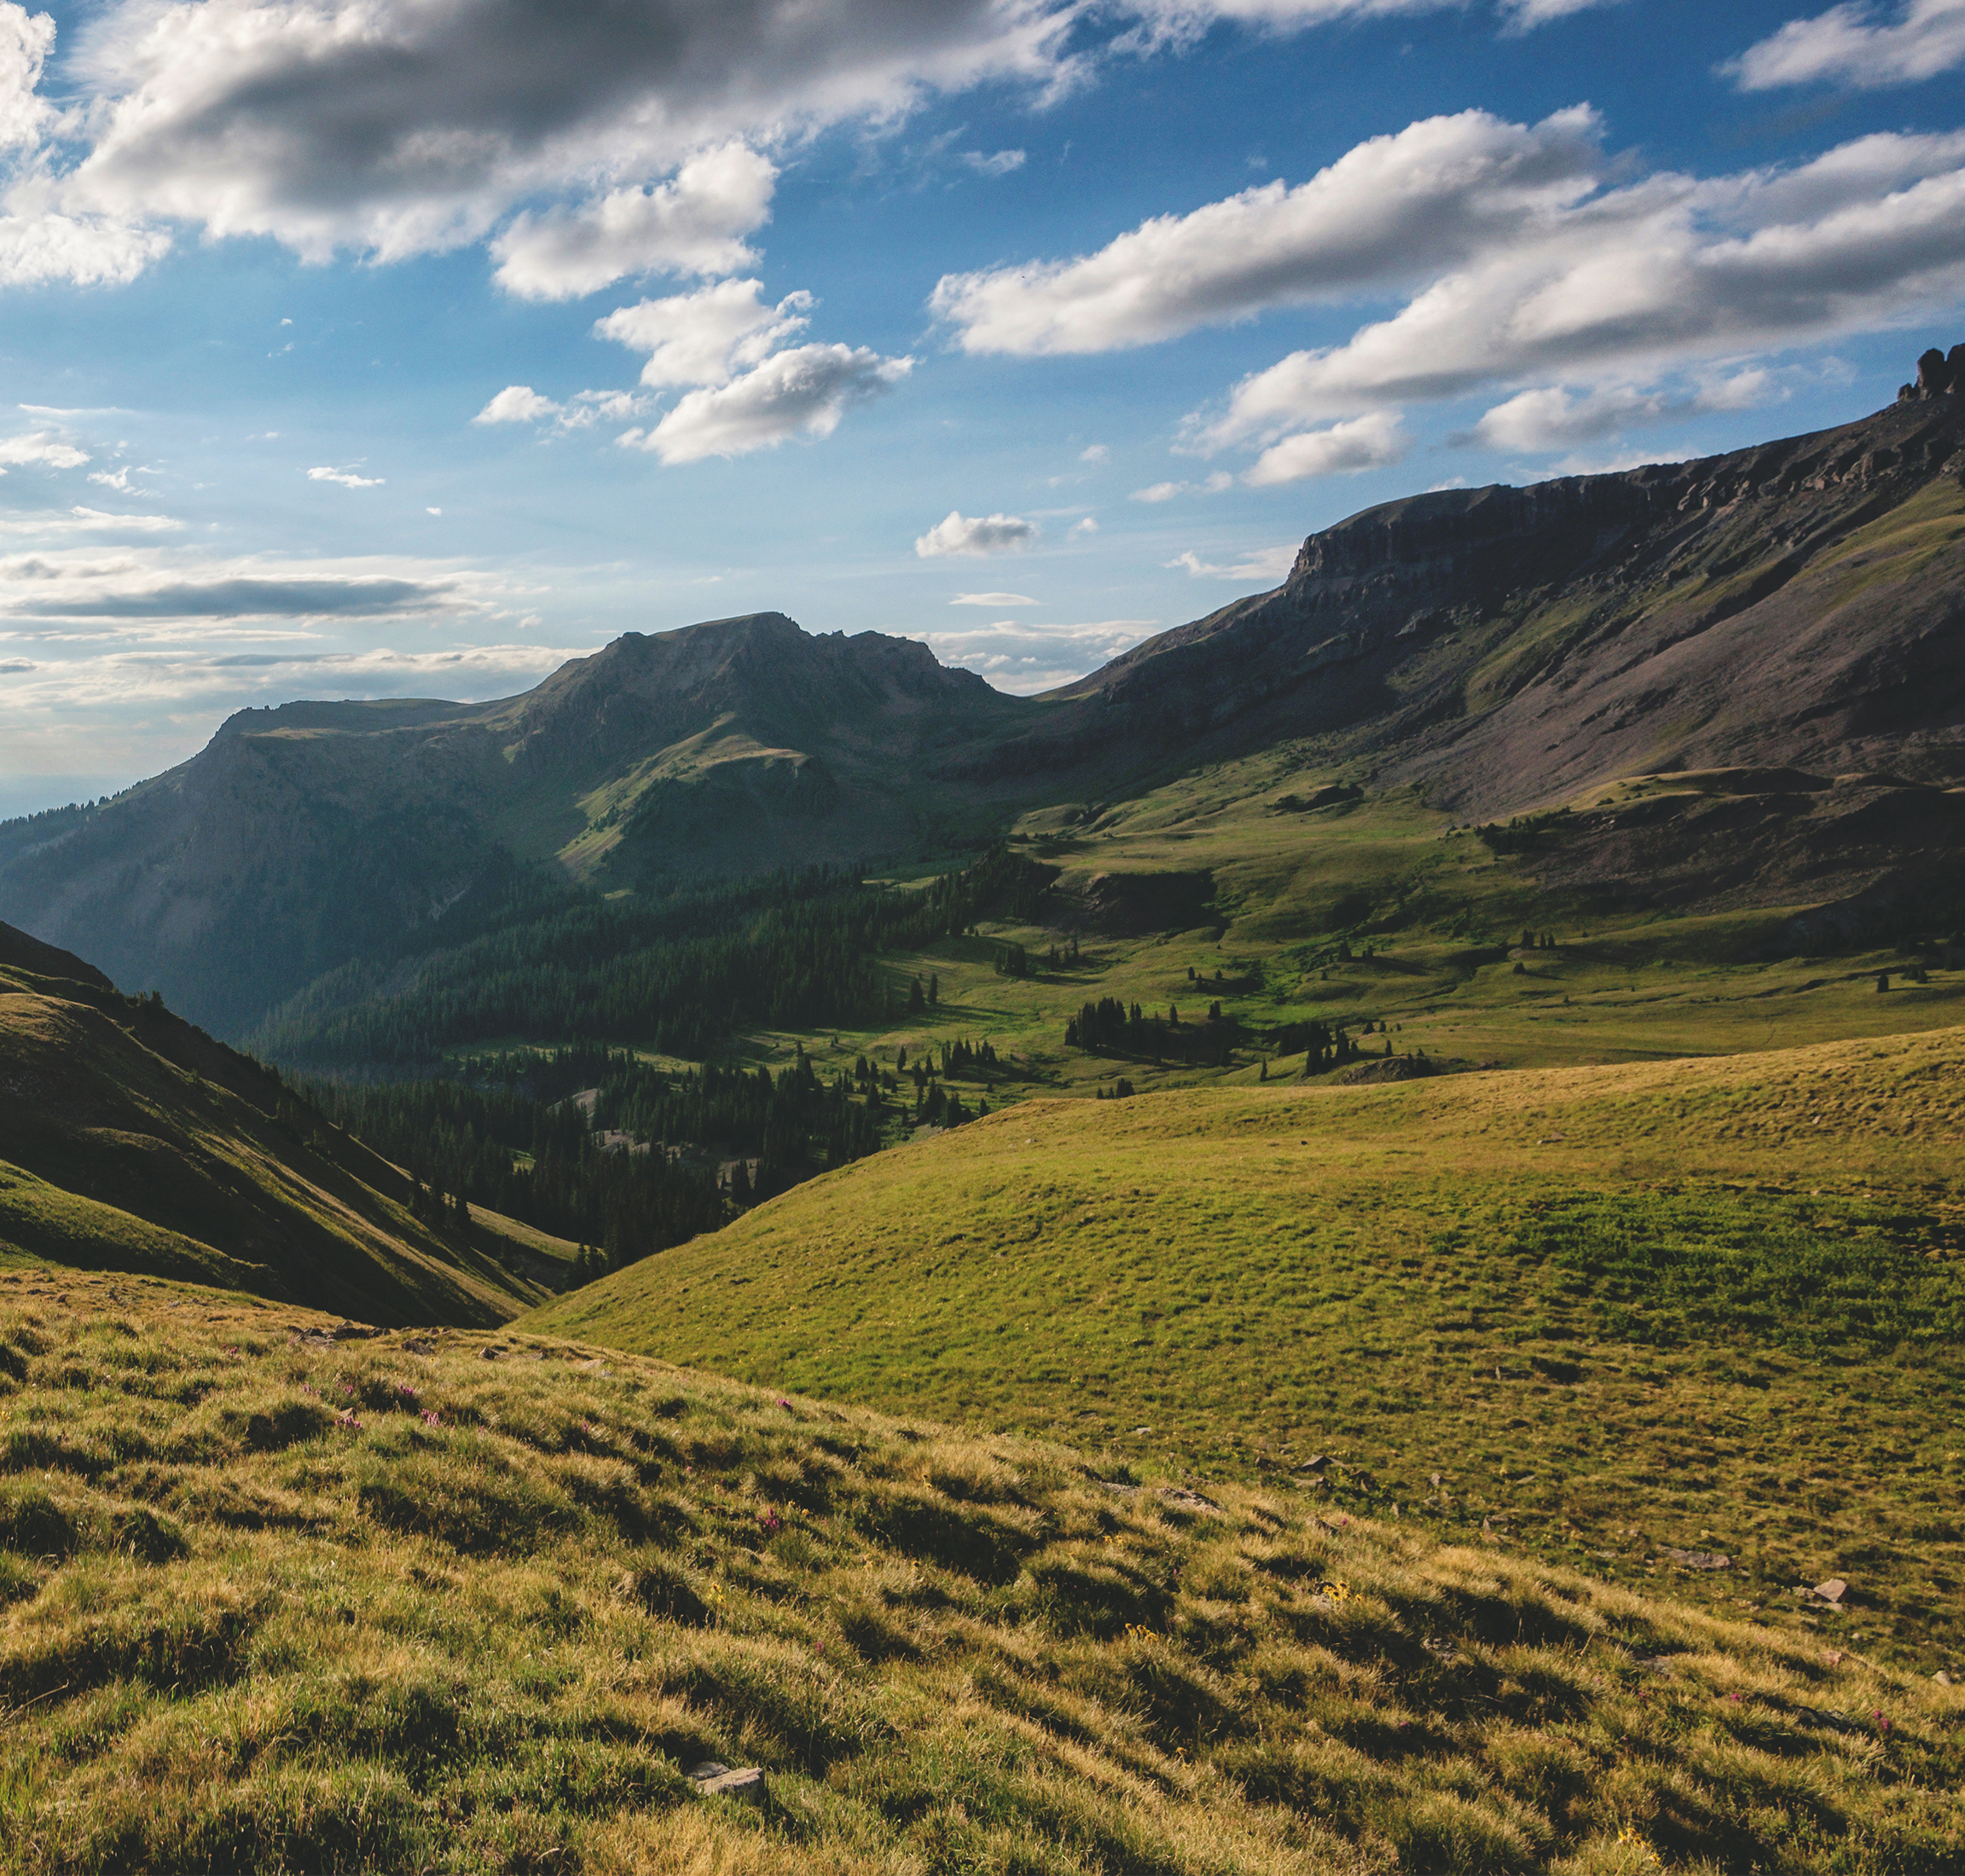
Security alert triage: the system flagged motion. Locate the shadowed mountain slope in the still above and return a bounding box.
[1033,386,1965,804]
[3,375,1962,1034]
[0,922,566,1321]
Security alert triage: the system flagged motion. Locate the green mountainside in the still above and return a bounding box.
[532,1022,1965,1670]
[0,921,569,1321]
[3,381,1962,1042]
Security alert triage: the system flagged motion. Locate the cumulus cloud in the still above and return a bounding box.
[932,107,1606,356]
[910,616,1156,693]
[597,279,814,388]
[490,143,777,299]
[1465,370,1771,451]
[1166,543,1296,581]
[0,431,89,471]
[307,466,385,489]
[1243,409,1408,483]
[1725,1,1965,92]
[1185,122,1965,453]
[950,590,1036,604]
[1070,515,1098,535]
[0,0,1634,298]
[626,343,912,463]
[59,0,1080,267]
[474,385,565,426]
[914,509,1040,557]
[1079,443,1110,462]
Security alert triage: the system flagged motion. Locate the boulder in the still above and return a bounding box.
[1811,1577,1850,1604]
[1916,348,1952,397]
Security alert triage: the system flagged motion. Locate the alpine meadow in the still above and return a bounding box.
[3,2,1965,1870]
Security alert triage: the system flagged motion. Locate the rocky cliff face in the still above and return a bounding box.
[1037,365,1965,810]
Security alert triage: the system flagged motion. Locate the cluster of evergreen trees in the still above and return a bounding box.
[300,1039,896,1274]
[1064,998,1238,1068]
[256,846,1056,1069]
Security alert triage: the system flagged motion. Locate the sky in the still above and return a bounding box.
[0,0,1962,815]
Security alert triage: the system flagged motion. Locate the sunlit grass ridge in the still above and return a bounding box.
[3,1271,1960,1873]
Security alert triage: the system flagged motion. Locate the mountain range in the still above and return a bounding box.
[3,366,1962,1036]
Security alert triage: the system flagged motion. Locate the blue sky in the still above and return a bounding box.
[1,0,1962,814]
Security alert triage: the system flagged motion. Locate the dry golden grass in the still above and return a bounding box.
[3,1267,1960,1873]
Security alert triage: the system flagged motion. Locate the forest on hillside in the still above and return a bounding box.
[257,846,1055,1068]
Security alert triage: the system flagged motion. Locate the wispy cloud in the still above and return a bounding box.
[910,617,1158,693]
[306,466,385,489]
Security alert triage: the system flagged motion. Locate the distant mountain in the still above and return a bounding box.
[0,921,566,1318]
[3,367,1962,1034]
[0,616,1020,1030]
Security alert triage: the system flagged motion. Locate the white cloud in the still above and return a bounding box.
[910,616,1156,693]
[474,385,565,426]
[1130,471,1234,501]
[86,464,160,494]
[932,107,1605,356]
[1243,409,1409,483]
[307,466,385,489]
[628,342,912,464]
[950,590,1037,605]
[1166,543,1296,581]
[0,431,90,471]
[1466,369,1772,450]
[1079,443,1110,463]
[1188,123,1965,450]
[1499,0,1624,26]
[490,143,778,300]
[1725,1,1965,92]
[0,506,183,536]
[58,0,1081,269]
[0,548,503,623]
[915,510,1040,558]
[0,3,55,154]
[1070,515,1098,535]
[597,278,814,388]
[961,148,1027,176]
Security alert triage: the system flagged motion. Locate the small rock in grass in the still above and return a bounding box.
[1660,1546,1732,1571]
[1157,1486,1225,1514]
[1933,1670,1953,1686]
[1813,1578,1850,1604]
[691,1765,765,1807]
[480,1346,504,1361]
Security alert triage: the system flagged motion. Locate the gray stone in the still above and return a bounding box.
[1812,1577,1849,1604]
[693,1767,765,1807]
[1660,1546,1731,1571]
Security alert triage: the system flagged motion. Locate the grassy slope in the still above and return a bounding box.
[534,1026,1965,1670]
[0,948,570,1324]
[3,1270,1960,1875]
